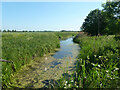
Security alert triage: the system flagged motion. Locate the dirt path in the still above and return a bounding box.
[10,38,80,88]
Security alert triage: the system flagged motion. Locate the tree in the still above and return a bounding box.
[81,9,106,36]
[7,29,11,32]
[3,30,6,32]
[12,29,16,32]
[102,1,120,35]
[81,1,120,36]
[61,30,66,32]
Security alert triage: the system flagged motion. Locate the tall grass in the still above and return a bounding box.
[57,35,120,88]
[54,32,77,39]
[2,32,77,88]
[76,36,120,88]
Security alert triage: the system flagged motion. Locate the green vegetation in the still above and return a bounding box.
[2,32,77,88]
[2,1,120,89]
[54,32,77,39]
[57,35,120,88]
[56,1,120,88]
[81,1,120,35]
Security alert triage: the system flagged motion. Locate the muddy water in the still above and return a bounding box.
[11,37,80,88]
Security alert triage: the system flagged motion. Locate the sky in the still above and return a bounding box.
[2,1,105,31]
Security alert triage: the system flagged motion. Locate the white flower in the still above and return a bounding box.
[115,67,119,70]
[65,83,67,86]
[65,81,68,84]
[64,87,66,89]
[94,55,97,57]
[45,67,47,71]
[68,84,71,87]
[71,80,74,82]
[106,70,109,73]
[99,56,102,58]
[98,64,100,67]
[75,83,76,86]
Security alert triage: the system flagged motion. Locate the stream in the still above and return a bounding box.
[11,37,80,88]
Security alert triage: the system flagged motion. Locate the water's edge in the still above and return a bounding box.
[10,37,80,88]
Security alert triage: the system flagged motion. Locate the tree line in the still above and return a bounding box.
[1,29,78,32]
[81,1,120,36]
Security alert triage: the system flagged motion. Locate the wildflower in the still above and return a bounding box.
[71,80,74,82]
[99,56,102,58]
[106,70,109,73]
[45,57,47,60]
[91,63,95,66]
[98,64,100,67]
[65,83,67,86]
[65,81,68,84]
[115,67,119,70]
[100,83,102,87]
[75,81,77,85]
[75,83,76,86]
[45,67,47,71]
[64,87,66,89]
[94,55,97,57]
[68,84,71,87]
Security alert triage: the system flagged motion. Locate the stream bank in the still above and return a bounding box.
[10,37,80,88]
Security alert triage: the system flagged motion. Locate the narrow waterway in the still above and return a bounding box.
[11,37,80,88]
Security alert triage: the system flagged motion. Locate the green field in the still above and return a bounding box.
[1,1,120,89]
[1,32,120,88]
[1,32,77,88]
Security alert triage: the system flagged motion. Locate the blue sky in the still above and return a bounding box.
[2,2,103,31]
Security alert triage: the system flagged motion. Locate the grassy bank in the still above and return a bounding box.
[57,35,120,88]
[54,32,77,40]
[2,32,77,88]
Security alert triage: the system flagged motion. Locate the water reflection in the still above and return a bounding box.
[53,37,79,59]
